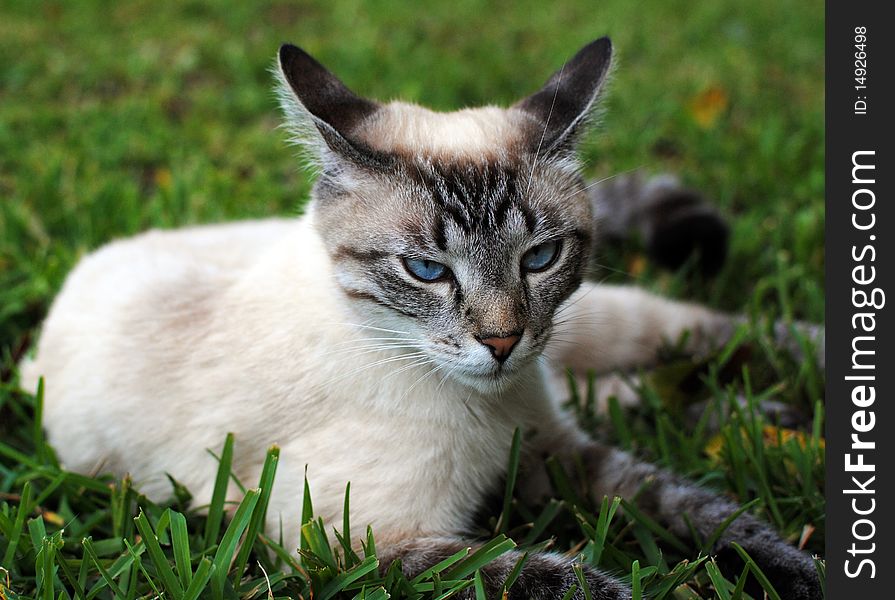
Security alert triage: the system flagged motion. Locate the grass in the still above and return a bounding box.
[0,0,824,598]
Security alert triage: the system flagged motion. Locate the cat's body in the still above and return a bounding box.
[21,39,821,599]
[26,213,549,540]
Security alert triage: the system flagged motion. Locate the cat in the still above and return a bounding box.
[20,38,822,599]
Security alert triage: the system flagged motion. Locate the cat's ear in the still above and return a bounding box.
[514,37,613,154]
[276,44,387,169]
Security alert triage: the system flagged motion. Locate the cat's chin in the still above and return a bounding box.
[446,360,530,394]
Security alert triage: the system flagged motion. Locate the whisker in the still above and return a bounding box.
[328,322,412,336]
[328,336,415,345]
[526,63,566,195]
[311,352,429,391]
[386,357,436,382]
[401,362,444,402]
[556,166,646,206]
[316,343,427,359]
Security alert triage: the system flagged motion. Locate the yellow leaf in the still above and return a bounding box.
[689,86,728,128]
[628,254,647,277]
[705,425,825,463]
[154,168,173,190]
[42,510,65,526]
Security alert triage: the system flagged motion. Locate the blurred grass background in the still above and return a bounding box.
[0,1,824,598]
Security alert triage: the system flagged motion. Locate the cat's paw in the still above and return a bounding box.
[774,320,825,371]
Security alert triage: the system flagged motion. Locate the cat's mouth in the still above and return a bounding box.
[448,354,530,388]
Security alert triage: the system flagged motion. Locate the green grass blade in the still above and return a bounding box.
[560,583,579,600]
[572,563,593,600]
[647,556,706,599]
[730,562,751,599]
[133,510,184,600]
[340,482,360,568]
[473,569,486,600]
[82,537,127,599]
[233,445,280,589]
[544,457,587,510]
[619,498,689,554]
[123,538,164,600]
[607,396,632,450]
[814,557,826,599]
[318,555,379,600]
[521,499,563,546]
[352,586,389,600]
[704,560,732,600]
[730,542,781,600]
[300,466,314,557]
[36,532,62,600]
[182,558,216,600]
[210,487,260,599]
[410,547,470,584]
[495,427,522,535]
[28,515,48,555]
[204,433,235,548]
[431,579,474,600]
[589,495,622,566]
[700,498,761,553]
[499,552,528,598]
[630,560,642,600]
[2,480,32,567]
[54,554,88,600]
[443,535,515,580]
[169,510,193,590]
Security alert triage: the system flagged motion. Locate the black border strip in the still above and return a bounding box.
[825,2,894,596]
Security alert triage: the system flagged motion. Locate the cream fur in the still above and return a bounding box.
[361,102,526,157]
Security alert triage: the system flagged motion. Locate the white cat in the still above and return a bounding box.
[21,38,821,598]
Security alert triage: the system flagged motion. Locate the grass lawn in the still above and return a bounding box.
[0,1,824,598]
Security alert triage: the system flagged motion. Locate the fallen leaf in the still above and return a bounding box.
[689,86,729,128]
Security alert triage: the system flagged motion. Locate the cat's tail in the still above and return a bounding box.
[589,171,729,276]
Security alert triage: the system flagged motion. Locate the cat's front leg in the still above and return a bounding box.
[548,283,736,374]
[546,440,822,599]
[548,282,824,375]
[377,536,631,600]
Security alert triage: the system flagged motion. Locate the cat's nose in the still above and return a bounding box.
[477,332,522,363]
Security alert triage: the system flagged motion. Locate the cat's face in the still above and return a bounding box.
[277,40,612,389]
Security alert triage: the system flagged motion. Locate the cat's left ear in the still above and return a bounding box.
[276,44,387,169]
[514,37,613,154]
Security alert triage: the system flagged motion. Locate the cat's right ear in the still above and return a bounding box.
[276,44,387,169]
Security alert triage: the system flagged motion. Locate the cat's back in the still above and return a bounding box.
[20,218,299,471]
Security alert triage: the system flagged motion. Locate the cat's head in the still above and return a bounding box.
[276,39,612,390]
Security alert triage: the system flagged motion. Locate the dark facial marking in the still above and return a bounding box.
[332,245,390,263]
[340,287,420,318]
[407,159,533,235]
[432,214,448,251]
[493,196,512,229]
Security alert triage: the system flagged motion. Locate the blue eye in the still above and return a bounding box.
[402,257,450,282]
[521,240,561,272]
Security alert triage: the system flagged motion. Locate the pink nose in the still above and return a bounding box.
[478,333,522,363]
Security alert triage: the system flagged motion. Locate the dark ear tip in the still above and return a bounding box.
[278,43,302,65]
[585,36,613,60]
